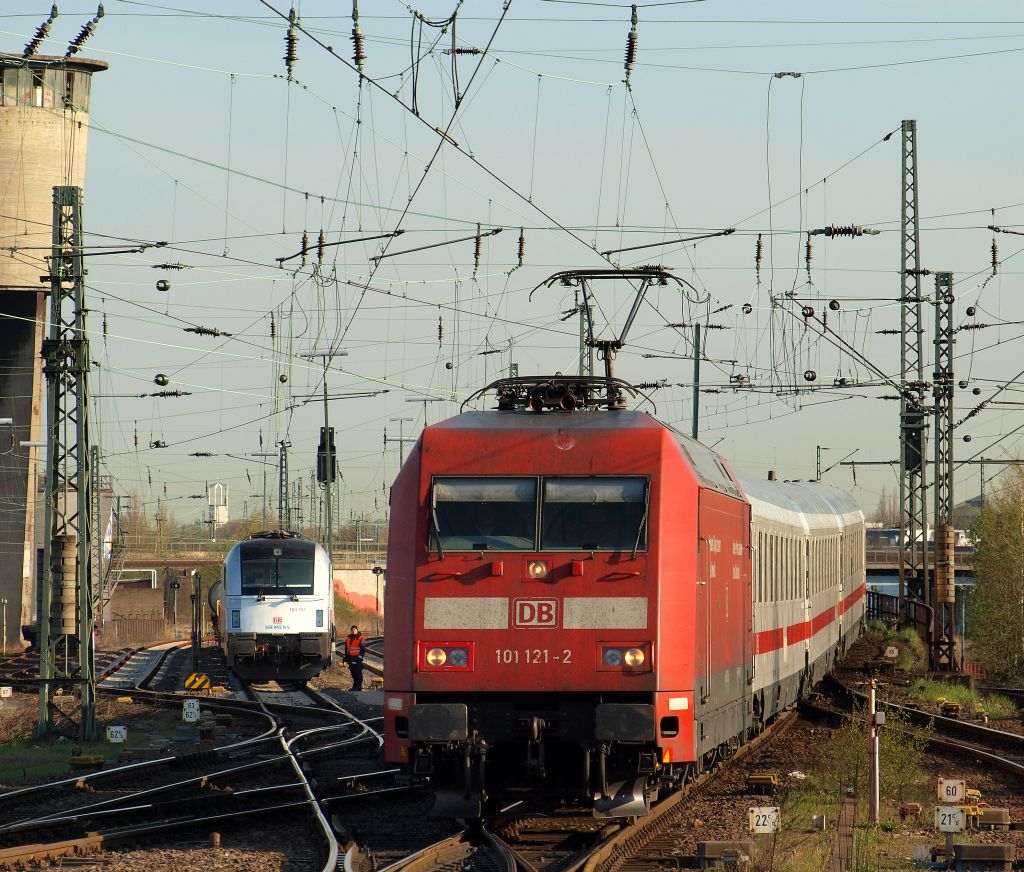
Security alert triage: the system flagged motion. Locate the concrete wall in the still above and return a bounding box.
[0,56,106,649]
[333,568,384,615]
[110,586,165,619]
[0,290,44,649]
[0,60,101,290]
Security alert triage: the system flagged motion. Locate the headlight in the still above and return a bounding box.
[624,647,645,667]
[600,644,651,671]
[603,647,623,667]
[526,560,549,580]
[315,609,324,628]
[231,609,240,629]
[419,642,475,671]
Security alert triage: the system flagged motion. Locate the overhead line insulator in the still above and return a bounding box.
[623,4,638,86]
[810,224,881,238]
[66,3,104,58]
[284,6,299,80]
[24,4,58,57]
[754,233,763,289]
[352,0,366,72]
[184,325,233,337]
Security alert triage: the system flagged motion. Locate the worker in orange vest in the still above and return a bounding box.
[343,625,365,691]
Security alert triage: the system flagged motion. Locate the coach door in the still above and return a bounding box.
[697,488,751,709]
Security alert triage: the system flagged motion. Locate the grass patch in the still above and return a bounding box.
[907,677,1016,718]
[865,620,929,673]
[766,705,936,870]
[0,704,182,786]
[770,786,832,871]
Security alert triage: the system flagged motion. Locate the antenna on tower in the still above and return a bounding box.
[66,4,104,58]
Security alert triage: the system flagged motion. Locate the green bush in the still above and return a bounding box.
[864,623,928,673]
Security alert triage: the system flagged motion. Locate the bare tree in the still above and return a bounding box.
[869,487,899,527]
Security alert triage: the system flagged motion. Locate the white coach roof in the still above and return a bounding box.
[735,472,863,533]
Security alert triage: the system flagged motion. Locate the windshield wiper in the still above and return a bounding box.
[631,482,650,560]
[429,489,446,559]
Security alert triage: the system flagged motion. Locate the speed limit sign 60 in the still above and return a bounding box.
[937,778,965,804]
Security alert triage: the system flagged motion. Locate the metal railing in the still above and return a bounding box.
[866,546,974,567]
[866,588,933,650]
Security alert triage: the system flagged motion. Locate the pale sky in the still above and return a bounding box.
[5,0,1024,526]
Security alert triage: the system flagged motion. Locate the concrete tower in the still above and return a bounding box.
[0,53,106,650]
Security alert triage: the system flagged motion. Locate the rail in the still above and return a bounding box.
[804,687,1024,783]
[580,711,798,872]
[0,644,361,871]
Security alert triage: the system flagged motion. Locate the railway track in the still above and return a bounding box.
[0,643,371,871]
[2,633,422,870]
[0,646,150,692]
[825,676,1024,774]
[373,712,799,872]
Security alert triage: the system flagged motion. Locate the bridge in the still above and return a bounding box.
[866,546,974,577]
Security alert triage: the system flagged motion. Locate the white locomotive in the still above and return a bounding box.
[209,531,335,680]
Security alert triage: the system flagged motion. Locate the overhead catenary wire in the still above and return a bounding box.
[10,3,1023,515]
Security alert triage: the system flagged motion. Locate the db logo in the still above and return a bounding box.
[273,616,283,625]
[513,598,558,628]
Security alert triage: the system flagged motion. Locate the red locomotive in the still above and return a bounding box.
[383,372,865,818]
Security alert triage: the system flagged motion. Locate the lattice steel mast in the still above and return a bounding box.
[278,440,291,530]
[898,120,929,612]
[36,186,97,739]
[932,272,957,669]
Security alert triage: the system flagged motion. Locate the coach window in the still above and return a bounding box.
[780,536,786,598]
[772,534,778,599]
[788,537,794,599]
[432,477,537,551]
[782,535,789,599]
[541,476,647,551]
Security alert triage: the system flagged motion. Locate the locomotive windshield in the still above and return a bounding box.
[432,477,537,550]
[429,475,648,552]
[541,477,647,551]
[240,556,315,595]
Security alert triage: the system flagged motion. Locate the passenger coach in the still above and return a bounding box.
[383,377,865,817]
